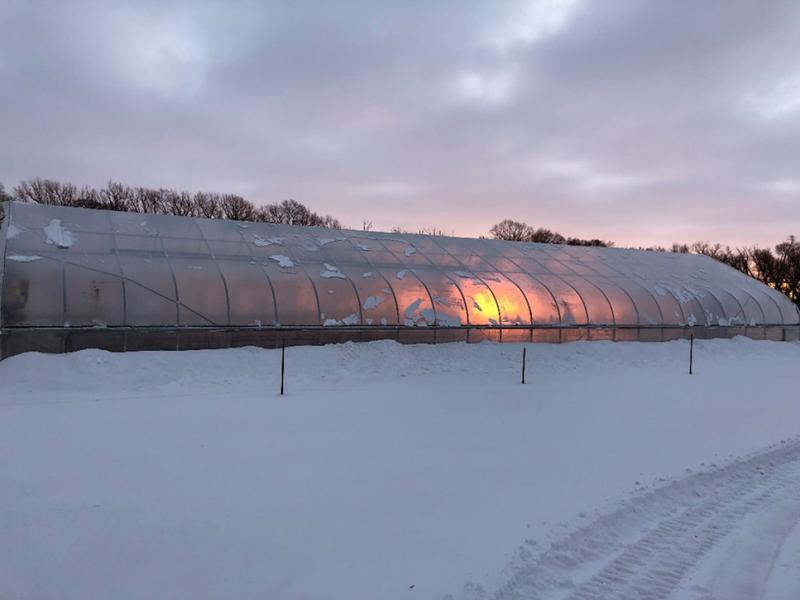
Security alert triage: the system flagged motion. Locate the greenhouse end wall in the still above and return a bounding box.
[1,201,798,359]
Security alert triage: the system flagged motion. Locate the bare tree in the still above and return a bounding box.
[193,192,222,219]
[255,199,342,228]
[490,219,533,242]
[531,228,566,244]
[162,190,196,217]
[0,182,12,202]
[316,214,342,229]
[490,219,611,247]
[100,181,134,212]
[220,194,255,221]
[14,178,71,205]
[417,227,449,236]
[10,178,343,228]
[134,187,166,213]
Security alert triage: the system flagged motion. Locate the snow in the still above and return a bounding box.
[1,338,799,600]
[7,254,42,262]
[43,218,75,248]
[268,254,294,268]
[764,515,800,599]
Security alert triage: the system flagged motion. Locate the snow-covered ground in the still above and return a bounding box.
[1,337,800,599]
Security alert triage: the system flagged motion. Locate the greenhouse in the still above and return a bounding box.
[0,201,798,358]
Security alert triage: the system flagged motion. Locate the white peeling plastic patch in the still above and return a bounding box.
[404,298,424,319]
[380,317,388,326]
[253,235,284,247]
[455,270,473,278]
[362,272,374,278]
[320,264,346,279]
[8,254,42,262]
[316,236,346,246]
[437,314,462,327]
[404,246,416,257]
[44,219,75,248]
[432,295,460,308]
[420,308,436,323]
[363,295,384,310]
[323,318,340,326]
[355,243,370,251]
[342,313,359,326]
[396,269,407,280]
[269,255,295,268]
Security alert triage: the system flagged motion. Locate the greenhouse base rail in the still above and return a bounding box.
[1,323,798,360]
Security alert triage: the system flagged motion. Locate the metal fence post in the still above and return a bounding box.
[522,346,527,384]
[280,340,286,395]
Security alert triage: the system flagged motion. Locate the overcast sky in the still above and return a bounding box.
[1,1,799,247]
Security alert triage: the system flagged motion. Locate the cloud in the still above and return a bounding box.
[767,178,800,194]
[743,74,800,119]
[452,69,518,106]
[482,0,585,52]
[1,0,799,247]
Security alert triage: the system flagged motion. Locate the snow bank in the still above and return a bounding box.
[1,338,799,599]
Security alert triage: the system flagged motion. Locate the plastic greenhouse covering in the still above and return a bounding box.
[1,201,798,358]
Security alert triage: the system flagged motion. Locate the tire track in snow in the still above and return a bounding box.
[479,438,800,600]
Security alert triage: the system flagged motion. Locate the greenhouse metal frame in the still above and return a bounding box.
[0,201,798,359]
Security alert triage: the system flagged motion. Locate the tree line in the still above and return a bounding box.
[4,178,342,228]
[0,178,797,308]
[647,239,800,309]
[488,218,613,247]
[488,218,799,309]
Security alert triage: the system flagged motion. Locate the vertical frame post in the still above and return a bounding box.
[689,334,694,375]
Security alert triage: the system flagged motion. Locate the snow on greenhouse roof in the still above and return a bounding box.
[1,201,798,331]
